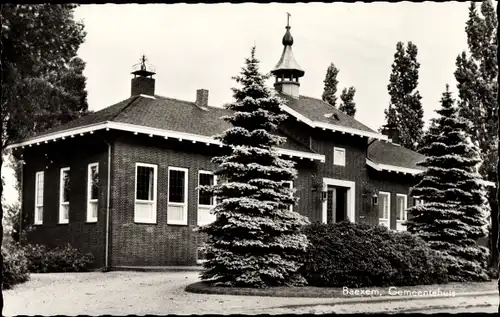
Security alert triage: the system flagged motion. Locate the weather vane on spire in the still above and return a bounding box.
[286,12,291,27]
[140,54,147,71]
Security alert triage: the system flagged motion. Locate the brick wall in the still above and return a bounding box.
[23,133,110,267]
[109,133,321,266]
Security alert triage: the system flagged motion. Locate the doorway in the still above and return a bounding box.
[322,178,355,224]
[326,186,348,224]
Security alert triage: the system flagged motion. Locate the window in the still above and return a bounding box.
[378,191,390,228]
[134,163,157,223]
[87,163,99,222]
[283,180,294,212]
[196,246,208,265]
[396,194,408,231]
[34,171,44,225]
[168,167,188,225]
[59,167,70,224]
[333,147,346,166]
[414,197,424,206]
[197,171,217,226]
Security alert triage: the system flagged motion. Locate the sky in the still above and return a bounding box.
[74,2,472,131]
[0,2,481,205]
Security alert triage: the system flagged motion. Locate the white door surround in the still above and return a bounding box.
[322,178,356,224]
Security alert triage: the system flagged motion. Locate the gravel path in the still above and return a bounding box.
[3,271,499,316]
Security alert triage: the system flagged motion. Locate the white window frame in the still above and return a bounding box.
[59,167,70,224]
[167,166,189,225]
[197,170,217,226]
[414,197,424,206]
[284,180,294,212]
[86,163,99,223]
[378,191,391,228]
[196,245,207,265]
[134,163,158,224]
[34,171,44,225]
[396,194,408,231]
[333,147,346,167]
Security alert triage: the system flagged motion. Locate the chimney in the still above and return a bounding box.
[381,124,400,144]
[131,55,156,97]
[196,89,209,109]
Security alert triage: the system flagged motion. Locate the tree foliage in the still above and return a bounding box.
[322,63,339,108]
[1,4,89,149]
[322,63,356,117]
[407,85,490,282]
[385,41,424,151]
[454,0,498,269]
[1,5,88,308]
[339,86,356,117]
[198,47,310,287]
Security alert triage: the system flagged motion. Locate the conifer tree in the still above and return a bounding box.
[339,87,356,117]
[322,63,339,107]
[454,0,498,269]
[198,47,310,287]
[407,85,490,281]
[385,41,424,151]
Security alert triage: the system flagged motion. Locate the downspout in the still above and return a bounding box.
[104,140,111,270]
[18,153,24,243]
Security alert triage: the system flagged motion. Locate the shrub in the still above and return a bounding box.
[300,221,449,288]
[2,242,30,289]
[24,243,94,273]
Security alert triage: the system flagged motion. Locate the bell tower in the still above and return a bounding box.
[270,13,305,99]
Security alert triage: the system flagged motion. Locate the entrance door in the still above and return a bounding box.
[326,186,348,224]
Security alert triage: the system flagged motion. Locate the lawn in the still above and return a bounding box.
[185,279,498,298]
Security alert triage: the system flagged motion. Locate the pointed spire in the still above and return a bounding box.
[271,13,304,98]
[282,12,293,46]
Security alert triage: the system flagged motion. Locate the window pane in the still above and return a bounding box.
[90,165,99,200]
[378,194,388,219]
[36,173,44,205]
[136,166,154,201]
[396,196,405,220]
[62,170,70,203]
[199,173,214,205]
[169,170,185,203]
[334,148,345,165]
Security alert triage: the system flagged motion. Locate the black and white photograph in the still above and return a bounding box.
[1,1,500,315]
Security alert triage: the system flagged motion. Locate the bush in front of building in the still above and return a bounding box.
[24,243,94,273]
[300,221,450,288]
[2,242,30,289]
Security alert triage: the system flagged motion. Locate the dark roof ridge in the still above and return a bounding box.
[153,94,227,112]
[109,95,141,121]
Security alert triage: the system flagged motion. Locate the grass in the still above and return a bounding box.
[185,280,498,298]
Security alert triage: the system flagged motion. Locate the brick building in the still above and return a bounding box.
[8,24,431,269]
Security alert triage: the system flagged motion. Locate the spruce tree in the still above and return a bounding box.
[322,63,339,107]
[385,41,424,151]
[407,85,490,282]
[339,87,356,117]
[454,0,498,269]
[198,47,310,287]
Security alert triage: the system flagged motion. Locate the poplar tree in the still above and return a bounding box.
[339,87,356,117]
[454,0,498,269]
[385,41,424,151]
[407,85,490,282]
[198,47,310,287]
[322,63,339,107]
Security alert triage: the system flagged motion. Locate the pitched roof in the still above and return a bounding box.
[32,94,315,154]
[12,93,424,172]
[367,140,426,171]
[280,94,378,134]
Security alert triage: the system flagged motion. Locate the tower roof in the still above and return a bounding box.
[271,16,304,77]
